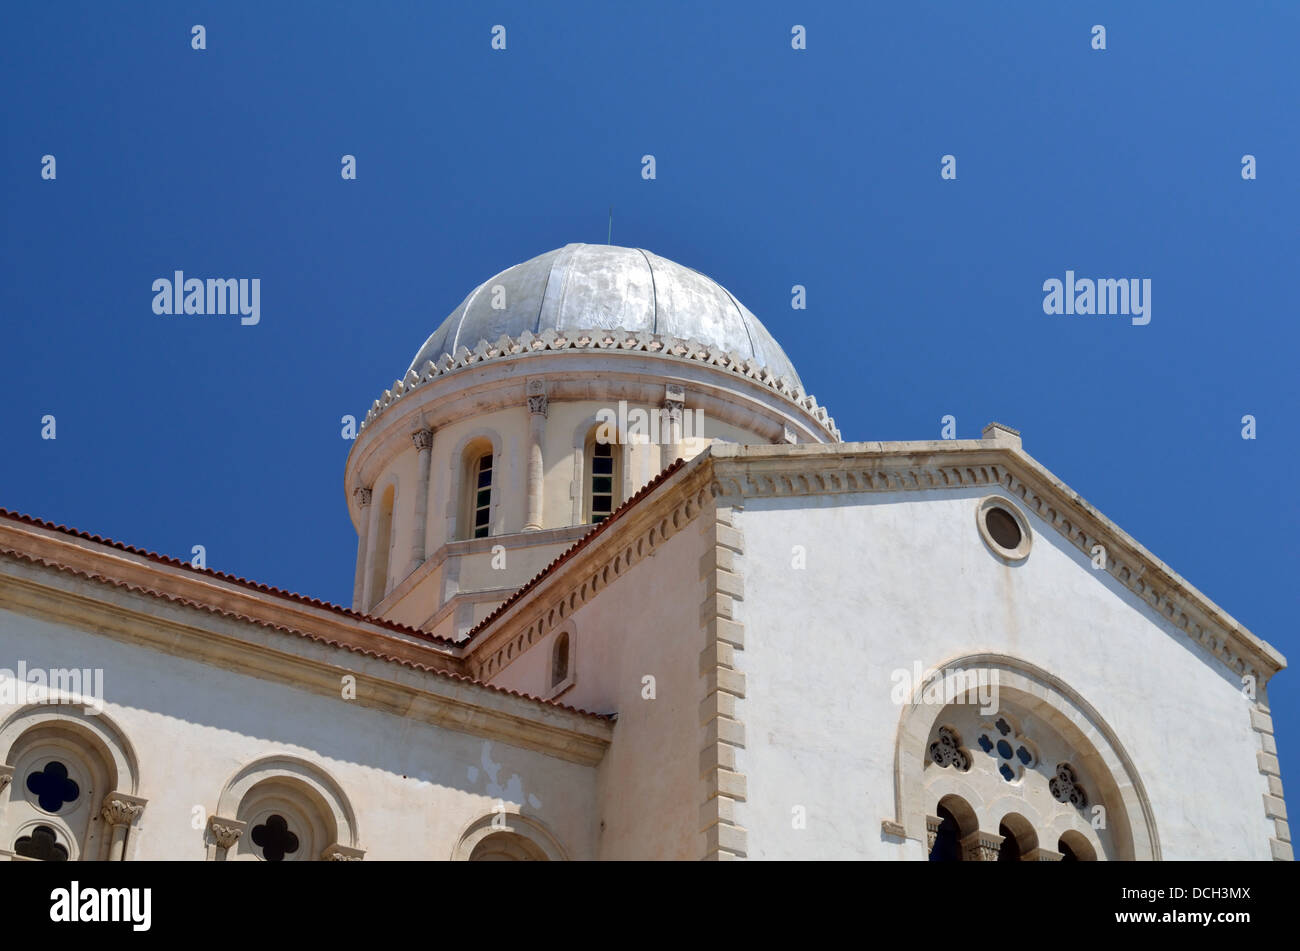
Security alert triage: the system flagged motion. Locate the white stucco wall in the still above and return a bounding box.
[0,607,597,860]
[733,486,1272,860]
[487,516,711,859]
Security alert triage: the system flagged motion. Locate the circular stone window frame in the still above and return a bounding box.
[976,496,1032,563]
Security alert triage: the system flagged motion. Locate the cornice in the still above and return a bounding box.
[463,436,1284,693]
[707,440,1286,684]
[0,553,613,764]
[359,328,841,441]
[0,508,456,654]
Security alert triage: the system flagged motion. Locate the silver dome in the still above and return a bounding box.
[407,244,802,387]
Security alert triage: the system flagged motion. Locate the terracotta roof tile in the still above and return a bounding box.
[0,507,458,647]
[0,513,610,721]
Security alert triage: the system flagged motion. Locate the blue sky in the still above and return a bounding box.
[3,4,1298,791]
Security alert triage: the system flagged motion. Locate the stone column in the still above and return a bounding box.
[662,384,685,464]
[523,381,548,531]
[100,793,146,861]
[407,430,435,574]
[350,487,372,611]
[208,815,246,862]
[961,829,1004,861]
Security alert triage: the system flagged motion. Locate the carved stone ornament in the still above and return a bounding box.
[361,329,839,440]
[925,814,943,851]
[100,794,144,827]
[962,830,1004,862]
[526,380,549,417]
[322,843,365,861]
[353,486,373,507]
[411,429,434,451]
[208,816,246,851]
[928,726,971,771]
[1049,763,1089,808]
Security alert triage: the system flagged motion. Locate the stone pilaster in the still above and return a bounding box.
[699,499,747,859]
[100,792,146,861]
[407,430,435,575]
[662,384,685,463]
[524,380,548,531]
[351,486,372,611]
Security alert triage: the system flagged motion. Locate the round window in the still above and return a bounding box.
[985,507,1022,550]
[976,497,1032,561]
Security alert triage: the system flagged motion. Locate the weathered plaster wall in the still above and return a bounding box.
[0,606,597,860]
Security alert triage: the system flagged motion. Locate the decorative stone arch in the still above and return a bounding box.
[1058,828,1098,861]
[995,809,1039,860]
[0,705,140,796]
[210,755,362,861]
[451,811,568,861]
[446,426,505,540]
[0,705,144,861]
[891,653,1159,861]
[928,792,980,860]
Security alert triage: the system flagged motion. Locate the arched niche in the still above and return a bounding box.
[213,755,361,861]
[451,811,568,861]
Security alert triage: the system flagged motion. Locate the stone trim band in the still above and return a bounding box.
[363,328,840,440]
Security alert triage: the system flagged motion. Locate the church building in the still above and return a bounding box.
[0,244,1289,860]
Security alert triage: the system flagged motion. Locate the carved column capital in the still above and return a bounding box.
[353,486,373,507]
[961,830,1004,862]
[100,793,146,827]
[1024,847,1065,862]
[208,815,247,852]
[526,380,549,417]
[411,429,434,452]
[0,764,13,794]
[925,814,943,852]
[322,843,365,861]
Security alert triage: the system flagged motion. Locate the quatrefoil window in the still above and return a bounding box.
[14,825,68,861]
[928,726,971,771]
[26,761,80,812]
[977,717,1036,782]
[1049,763,1089,808]
[251,814,300,862]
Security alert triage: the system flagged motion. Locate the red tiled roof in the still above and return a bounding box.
[462,457,690,645]
[0,507,458,647]
[0,511,611,721]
